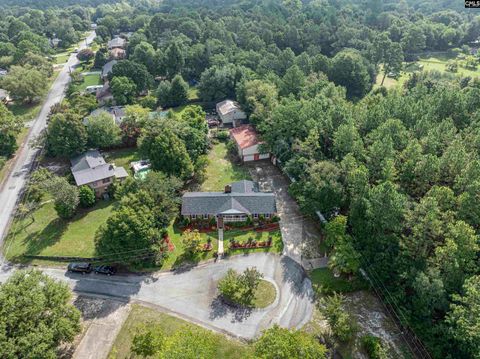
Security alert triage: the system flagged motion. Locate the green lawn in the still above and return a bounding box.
[73,73,101,92]
[110,305,252,359]
[309,268,369,295]
[159,224,218,271]
[253,280,276,308]
[375,52,480,89]
[223,229,284,255]
[188,87,199,100]
[103,147,142,175]
[53,53,69,64]
[202,142,252,191]
[4,200,115,263]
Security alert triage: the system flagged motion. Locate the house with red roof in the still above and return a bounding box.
[229,125,270,162]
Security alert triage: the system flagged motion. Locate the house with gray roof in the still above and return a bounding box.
[181,180,276,227]
[71,150,128,197]
[107,37,126,49]
[101,60,117,79]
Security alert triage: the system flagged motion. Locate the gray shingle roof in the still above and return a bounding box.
[102,60,117,78]
[181,181,276,216]
[108,37,126,49]
[70,150,127,186]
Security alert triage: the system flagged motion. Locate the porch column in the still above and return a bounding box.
[217,215,224,257]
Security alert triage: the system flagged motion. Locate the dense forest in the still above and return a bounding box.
[1,0,480,357]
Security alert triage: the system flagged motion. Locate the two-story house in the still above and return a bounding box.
[70,150,128,197]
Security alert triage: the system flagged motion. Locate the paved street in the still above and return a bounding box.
[0,253,314,340]
[0,32,96,260]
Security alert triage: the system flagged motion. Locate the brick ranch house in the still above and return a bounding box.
[181,180,276,228]
[230,125,270,162]
[70,150,128,198]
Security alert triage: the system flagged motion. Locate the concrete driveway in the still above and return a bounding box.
[247,161,324,263]
[0,253,314,340]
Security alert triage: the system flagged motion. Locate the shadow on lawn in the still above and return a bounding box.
[22,218,69,258]
[209,295,253,322]
[14,200,115,262]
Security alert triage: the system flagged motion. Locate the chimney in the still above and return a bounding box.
[224,185,232,193]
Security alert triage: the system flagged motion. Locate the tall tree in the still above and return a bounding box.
[46,112,87,157]
[0,270,80,358]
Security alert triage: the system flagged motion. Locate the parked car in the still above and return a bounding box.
[67,262,92,274]
[94,265,116,276]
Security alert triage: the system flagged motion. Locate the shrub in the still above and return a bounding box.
[137,95,157,110]
[361,335,389,359]
[216,130,229,141]
[218,267,263,306]
[79,185,96,208]
[319,293,356,342]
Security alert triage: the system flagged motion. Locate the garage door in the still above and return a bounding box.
[243,155,255,162]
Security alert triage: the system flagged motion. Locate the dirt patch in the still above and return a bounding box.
[343,291,407,358]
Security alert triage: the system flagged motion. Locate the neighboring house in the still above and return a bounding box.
[96,83,114,105]
[70,150,128,197]
[101,60,117,80]
[0,89,11,104]
[85,106,125,126]
[110,48,126,60]
[230,125,270,162]
[107,37,126,49]
[181,180,276,228]
[216,100,246,127]
[85,84,104,94]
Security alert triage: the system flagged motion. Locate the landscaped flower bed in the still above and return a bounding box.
[229,236,273,250]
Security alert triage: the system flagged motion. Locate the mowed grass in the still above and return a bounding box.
[309,267,369,295]
[253,280,276,308]
[74,73,101,91]
[375,52,480,89]
[158,223,218,271]
[4,200,115,262]
[53,53,70,64]
[110,305,252,359]
[202,142,252,191]
[223,229,284,255]
[103,147,142,175]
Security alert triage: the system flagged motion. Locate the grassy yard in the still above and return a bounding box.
[110,305,252,359]
[202,142,252,191]
[73,73,101,92]
[188,87,199,100]
[223,229,283,255]
[253,280,276,308]
[375,52,480,89]
[103,147,142,175]
[4,200,115,263]
[159,223,218,271]
[309,268,368,295]
[52,53,70,64]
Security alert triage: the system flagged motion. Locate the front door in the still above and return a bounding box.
[254,153,260,161]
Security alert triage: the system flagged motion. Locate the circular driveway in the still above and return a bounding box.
[2,253,314,339]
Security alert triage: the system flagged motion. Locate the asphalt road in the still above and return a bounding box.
[0,253,314,339]
[0,32,96,261]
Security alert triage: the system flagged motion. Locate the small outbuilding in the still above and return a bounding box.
[229,125,270,162]
[107,37,126,50]
[216,100,246,127]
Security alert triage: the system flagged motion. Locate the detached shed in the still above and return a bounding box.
[216,100,246,127]
[229,125,270,162]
